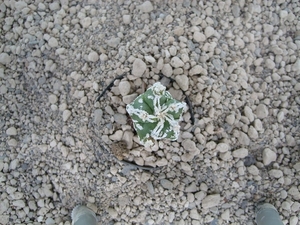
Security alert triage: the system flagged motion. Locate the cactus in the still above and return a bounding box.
[126,82,187,147]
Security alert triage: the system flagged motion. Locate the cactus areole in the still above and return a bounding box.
[126,82,187,147]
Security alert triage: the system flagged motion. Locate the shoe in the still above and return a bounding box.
[72,205,97,225]
[255,203,284,225]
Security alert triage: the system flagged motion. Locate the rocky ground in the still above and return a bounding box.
[0,0,300,224]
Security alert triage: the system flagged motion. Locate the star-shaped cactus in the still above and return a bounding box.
[126,82,187,147]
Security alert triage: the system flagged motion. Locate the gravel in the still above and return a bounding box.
[0,0,299,224]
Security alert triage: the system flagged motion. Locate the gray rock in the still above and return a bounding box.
[238,131,250,146]
[146,181,155,195]
[114,113,127,125]
[265,59,275,69]
[262,148,277,166]
[94,109,103,124]
[219,151,232,161]
[255,104,269,119]
[232,148,248,158]
[160,179,174,190]
[205,26,215,38]
[215,143,230,153]
[63,110,72,122]
[138,1,154,13]
[244,106,254,122]
[175,75,189,91]
[185,182,198,192]
[123,15,131,24]
[88,51,99,62]
[248,126,258,139]
[288,186,300,200]
[48,37,58,48]
[269,169,283,178]
[212,59,222,71]
[170,56,184,68]
[132,58,146,77]
[190,209,200,220]
[162,64,173,77]
[202,194,221,209]
[80,17,91,28]
[193,32,206,42]
[247,165,259,176]
[292,59,300,73]
[106,37,121,48]
[293,162,300,171]
[6,127,17,135]
[48,94,58,104]
[118,81,131,96]
[0,53,11,65]
[232,4,240,17]
[12,200,25,208]
[0,200,9,214]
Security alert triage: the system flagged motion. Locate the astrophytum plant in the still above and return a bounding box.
[126,82,187,147]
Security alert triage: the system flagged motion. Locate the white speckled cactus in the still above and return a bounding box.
[126,82,187,147]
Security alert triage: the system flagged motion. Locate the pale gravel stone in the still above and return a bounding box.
[94,109,103,124]
[189,65,204,76]
[118,81,131,96]
[193,32,206,42]
[269,169,283,178]
[0,53,11,65]
[238,131,250,146]
[160,179,173,190]
[185,182,198,192]
[88,51,99,62]
[138,1,154,13]
[80,17,92,28]
[162,64,173,77]
[204,26,215,38]
[114,114,127,125]
[215,143,230,153]
[123,93,138,104]
[48,37,58,48]
[123,15,131,24]
[175,75,189,91]
[290,216,298,225]
[226,114,235,125]
[132,58,146,77]
[286,135,296,146]
[221,209,230,221]
[63,110,72,122]
[106,37,121,48]
[288,186,300,200]
[49,94,58,104]
[144,56,156,63]
[190,209,200,220]
[255,104,269,119]
[12,200,25,208]
[6,127,17,135]
[244,106,254,122]
[232,148,249,158]
[247,165,259,176]
[248,126,258,139]
[293,162,300,171]
[219,151,232,161]
[254,119,264,131]
[170,56,184,68]
[262,148,277,166]
[277,111,285,123]
[202,194,221,209]
[292,59,300,73]
[265,59,275,69]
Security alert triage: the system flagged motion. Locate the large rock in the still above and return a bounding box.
[132,59,146,77]
[202,194,221,209]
